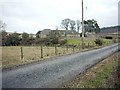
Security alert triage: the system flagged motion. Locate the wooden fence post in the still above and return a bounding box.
[93,42,94,48]
[82,43,84,49]
[89,43,91,48]
[66,44,68,52]
[72,45,75,53]
[78,43,80,50]
[55,44,57,55]
[20,46,23,60]
[41,44,43,58]
[88,43,90,48]
[109,41,111,45]
[107,41,108,46]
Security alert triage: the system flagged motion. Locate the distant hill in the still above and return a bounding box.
[98,25,120,38]
[99,25,119,34]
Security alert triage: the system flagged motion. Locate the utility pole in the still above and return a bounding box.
[55,26,58,55]
[81,0,84,49]
[39,31,43,58]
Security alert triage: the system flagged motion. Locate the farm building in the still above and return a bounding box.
[41,29,80,38]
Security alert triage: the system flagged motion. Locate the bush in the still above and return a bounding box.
[94,38,103,46]
[105,36,113,39]
[59,39,68,45]
[35,38,46,45]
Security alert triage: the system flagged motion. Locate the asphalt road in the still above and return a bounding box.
[2,43,119,88]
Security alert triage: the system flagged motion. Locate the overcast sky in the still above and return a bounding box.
[118,1,120,25]
[0,0,119,34]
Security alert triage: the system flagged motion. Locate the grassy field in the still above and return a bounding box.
[1,38,113,69]
[63,51,119,88]
[1,46,79,69]
[67,38,112,45]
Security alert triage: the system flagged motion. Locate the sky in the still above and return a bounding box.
[0,0,119,34]
[118,1,120,25]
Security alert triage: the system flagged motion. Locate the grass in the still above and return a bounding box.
[82,63,115,88]
[1,46,77,69]
[63,51,119,88]
[1,38,113,69]
[102,38,113,45]
[67,38,94,45]
[67,38,112,46]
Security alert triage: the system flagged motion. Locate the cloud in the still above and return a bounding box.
[118,1,120,25]
[0,0,119,33]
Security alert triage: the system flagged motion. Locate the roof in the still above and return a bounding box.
[51,30,79,35]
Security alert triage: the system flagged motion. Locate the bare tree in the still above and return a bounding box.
[69,20,76,30]
[0,20,6,31]
[61,18,70,30]
[0,20,7,46]
[76,20,81,33]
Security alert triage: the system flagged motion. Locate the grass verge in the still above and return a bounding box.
[63,51,119,88]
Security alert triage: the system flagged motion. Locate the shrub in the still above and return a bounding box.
[59,39,68,45]
[94,38,103,46]
[105,36,113,39]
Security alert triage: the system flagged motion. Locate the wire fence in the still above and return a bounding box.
[2,41,114,68]
[2,43,95,60]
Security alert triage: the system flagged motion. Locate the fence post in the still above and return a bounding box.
[72,45,75,53]
[20,46,23,60]
[82,43,84,49]
[88,43,89,48]
[66,44,68,52]
[78,43,80,50]
[89,43,91,48]
[93,42,94,48]
[55,44,57,55]
[109,41,111,45]
[107,41,109,46]
[41,44,43,58]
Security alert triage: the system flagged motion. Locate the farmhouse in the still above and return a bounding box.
[41,29,80,38]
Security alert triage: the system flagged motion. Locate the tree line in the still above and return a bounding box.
[0,18,100,46]
[61,18,100,34]
[0,19,68,46]
[1,30,68,46]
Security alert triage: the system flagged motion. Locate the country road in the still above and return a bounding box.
[2,43,119,88]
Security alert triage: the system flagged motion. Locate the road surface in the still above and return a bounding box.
[2,43,119,88]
